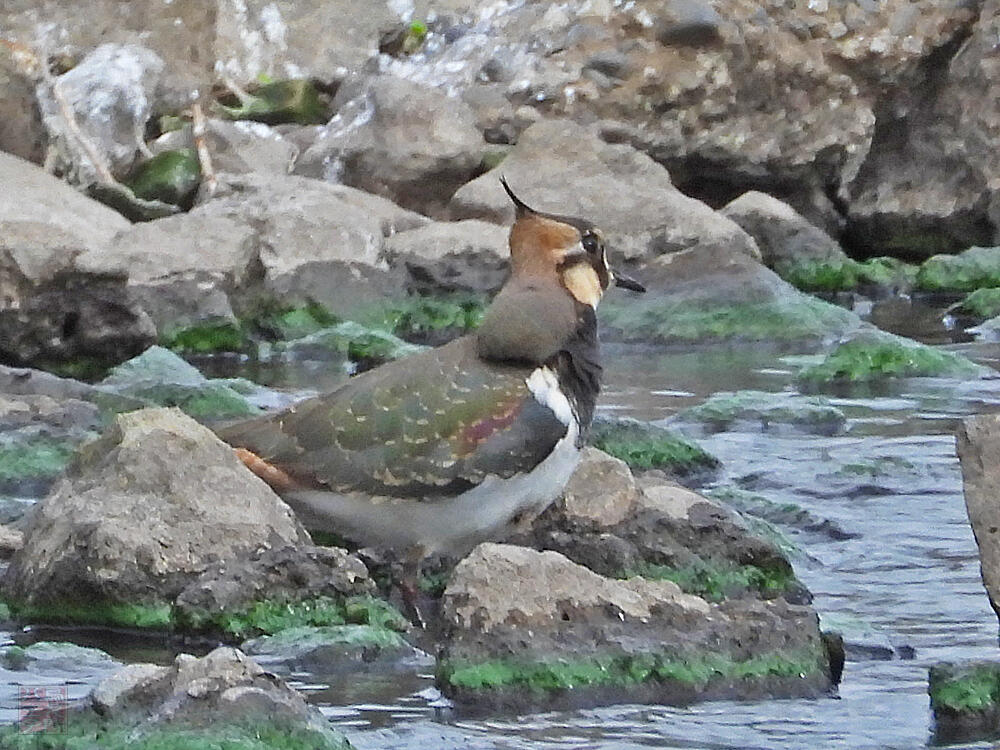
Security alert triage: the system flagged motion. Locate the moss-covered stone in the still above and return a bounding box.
[798,331,987,383]
[587,417,719,479]
[600,294,859,345]
[280,322,425,370]
[775,259,860,292]
[177,594,407,641]
[955,288,1000,320]
[709,486,855,541]
[217,79,328,125]
[7,598,174,629]
[242,623,411,668]
[244,300,341,342]
[835,456,917,478]
[160,321,247,354]
[438,646,825,695]
[125,148,201,207]
[0,713,350,750]
[856,257,919,288]
[677,390,846,433]
[622,559,797,603]
[366,295,487,345]
[0,435,79,491]
[931,662,1000,715]
[916,246,1000,292]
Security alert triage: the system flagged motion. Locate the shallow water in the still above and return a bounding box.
[4,323,1000,748]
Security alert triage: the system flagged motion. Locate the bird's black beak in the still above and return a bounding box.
[613,269,646,293]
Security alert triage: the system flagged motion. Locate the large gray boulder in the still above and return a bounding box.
[438,543,833,711]
[957,413,1000,622]
[3,407,308,609]
[298,75,484,215]
[449,119,759,263]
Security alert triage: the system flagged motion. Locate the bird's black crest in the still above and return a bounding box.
[500,176,537,217]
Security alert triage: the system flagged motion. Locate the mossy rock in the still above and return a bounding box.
[243,300,340,342]
[774,259,860,292]
[242,624,412,669]
[0,713,351,750]
[360,294,488,346]
[217,79,327,125]
[930,660,1000,743]
[855,257,919,288]
[798,331,988,383]
[954,288,1000,320]
[600,293,859,345]
[621,559,798,603]
[6,598,174,630]
[0,434,84,494]
[160,321,248,354]
[676,390,846,434]
[587,416,719,479]
[709,486,855,541]
[279,322,425,370]
[176,594,408,641]
[916,246,1000,292]
[125,148,201,207]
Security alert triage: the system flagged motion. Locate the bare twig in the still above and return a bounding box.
[191,101,217,198]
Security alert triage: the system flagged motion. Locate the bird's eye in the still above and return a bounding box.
[582,234,601,255]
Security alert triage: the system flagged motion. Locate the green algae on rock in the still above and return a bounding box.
[279,321,425,370]
[621,559,798,603]
[125,148,201,207]
[774,257,918,293]
[930,661,1000,744]
[677,390,846,434]
[798,331,988,383]
[917,246,1000,292]
[372,295,487,345]
[160,321,248,354]
[5,598,174,630]
[0,434,81,494]
[587,416,719,479]
[242,623,413,670]
[955,288,1000,320]
[217,79,328,125]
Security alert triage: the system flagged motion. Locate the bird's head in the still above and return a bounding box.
[501,176,645,308]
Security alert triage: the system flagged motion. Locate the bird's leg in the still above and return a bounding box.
[398,545,427,629]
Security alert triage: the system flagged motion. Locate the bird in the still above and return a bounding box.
[217,178,645,621]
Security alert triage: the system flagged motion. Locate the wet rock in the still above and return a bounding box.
[438,543,832,711]
[450,119,758,263]
[819,614,915,661]
[0,392,101,497]
[0,219,156,373]
[656,0,724,46]
[916,246,1000,292]
[599,244,861,345]
[709,487,857,542]
[384,219,510,295]
[955,288,1000,323]
[0,152,129,249]
[2,641,119,677]
[38,43,164,183]
[97,346,260,420]
[676,390,847,435]
[798,329,988,383]
[242,624,420,673]
[88,646,346,746]
[173,544,374,636]
[216,79,328,126]
[279,321,425,370]
[124,149,201,208]
[588,415,720,483]
[958,413,1000,624]
[298,75,483,215]
[929,660,1000,745]
[0,524,24,557]
[3,407,308,619]
[721,191,858,292]
[151,119,299,177]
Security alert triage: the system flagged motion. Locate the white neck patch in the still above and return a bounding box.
[526,366,574,426]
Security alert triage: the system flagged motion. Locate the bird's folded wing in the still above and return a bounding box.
[216,337,569,499]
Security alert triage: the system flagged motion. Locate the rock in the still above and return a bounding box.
[0,524,23,557]
[676,390,847,435]
[0,392,102,498]
[0,152,129,249]
[819,614,915,661]
[709,487,856,542]
[2,641,119,677]
[151,119,298,177]
[173,544,374,636]
[559,447,639,528]
[88,646,346,747]
[721,191,858,291]
[929,660,1000,745]
[450,119,758,263]
[0,47,46,163]
[3,407,308,617]
[798,329,988,383]
[916,246,1000,292]
[242,624,420,672]
[587,415,720,482]
[599,244,861,345]
[278,321,425,371]
[96,346,261,420]
[38,43,164,182]
[0,219,156,372]
[124,149,201,208]
[958,414,1000,623]
[954,288,1000,323]
[216,79,328,126]
[438,543,832,711]
[298,75,484,215]
[384,219,510,295]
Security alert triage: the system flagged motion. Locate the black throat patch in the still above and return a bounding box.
[548,303,601,441]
